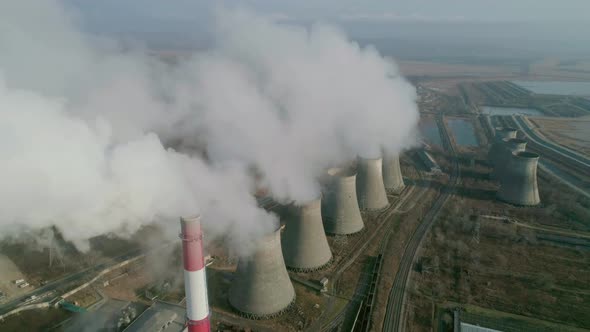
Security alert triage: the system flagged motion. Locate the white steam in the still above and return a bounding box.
[0,1,418,251]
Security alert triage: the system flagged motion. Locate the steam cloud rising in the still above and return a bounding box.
[0,1,418,252]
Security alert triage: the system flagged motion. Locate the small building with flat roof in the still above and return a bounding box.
[124,301,187,332]
[460,322,502,332]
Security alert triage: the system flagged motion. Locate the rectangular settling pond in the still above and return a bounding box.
[447,118,478,147]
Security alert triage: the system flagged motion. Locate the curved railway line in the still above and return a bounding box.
[383,114,460,332]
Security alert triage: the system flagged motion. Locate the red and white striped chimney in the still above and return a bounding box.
[180,216,210,332]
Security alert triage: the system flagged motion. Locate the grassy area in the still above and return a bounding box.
[459,303,590,332]
[406,152,590,331]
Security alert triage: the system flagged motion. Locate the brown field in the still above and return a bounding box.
[528,117,590,157]
[405,150,590,331]
[402,58,590,96]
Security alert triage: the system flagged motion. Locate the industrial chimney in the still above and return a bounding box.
[497,151,541,206]
[282,198,332,271]
[488,127,518,167]
[356,157,389,210]
[321,168,364,235]
[491,138,527,180]
[179,216,210,332]
[382,153,405,193]
[229,227,295,319]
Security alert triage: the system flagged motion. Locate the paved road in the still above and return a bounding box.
[506,115,590,197]
[0,249,143,317]
[511,115,590,168]
[383,114,460,332]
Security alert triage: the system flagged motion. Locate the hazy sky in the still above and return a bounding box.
[68,0,590,22]
[65,0,590,56]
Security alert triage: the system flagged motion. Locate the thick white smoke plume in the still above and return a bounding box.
[0,1,418,251]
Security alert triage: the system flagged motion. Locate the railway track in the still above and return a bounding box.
[313,184,413,332]
[383,114,460,331]
[316,158,428,332]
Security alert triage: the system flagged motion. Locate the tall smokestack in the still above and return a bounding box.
[282,198,332,271]
[322,168,364,235]
[488,127,518,168]
[229,227,295,319]
[491,138,527,180]
[382,153,405,193]
[497,151,541,206]
[180,216,210,332]
[356,157,389,210]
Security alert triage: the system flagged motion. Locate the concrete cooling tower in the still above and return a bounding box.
[356,157,389,210]
[282,198,332,271]
[488,127,518,166]
[228,227,295,319]
[497,151,541,206]
[321,168,364,235]
[491,138,527,180]
[383,154,405,193]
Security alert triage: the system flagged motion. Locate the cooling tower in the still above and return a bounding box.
[179,216,210,332]
[282,198,332,271]
[228,227,295,319]
[356,157,389,210]
[491,138,527,180]
[383,154,405,193]
[488,127,518,166]
[321,168,364,235]
[497,151,541,206]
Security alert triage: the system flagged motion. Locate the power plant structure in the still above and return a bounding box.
[321,168,365,235]
[356,157,389,210]
[382,154,405,193]
[491,138,527,180]
[497,151,541,206]
[229,227,295,319]
[179,216,210,332]
[282,198,333,271]
[488,127,518,168]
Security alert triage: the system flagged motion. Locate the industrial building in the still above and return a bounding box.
[497,151,541,206]
[459,323,502,332]
[491,138,527,180]
[321,168,365,235]
[417,149,442,174]
[383,154,405,193]
[282,198,333,271]
[123,301,187,332]
[229,227,295,319]
[356,157,389,210]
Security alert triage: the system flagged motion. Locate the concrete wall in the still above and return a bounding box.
[356,157,389,210]
[498,151,541,206]
[228,228,295,319]
[282,198,332,271]
[321,168,364,235]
